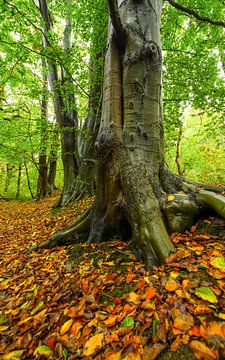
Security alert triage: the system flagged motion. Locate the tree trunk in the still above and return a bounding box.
[24,161,34,199]
[4,164,14,194]
[36,60,49,200]
[31,0,225,268]
[47,126,59,193]
[15,163,22,199]
[38,0,79,207]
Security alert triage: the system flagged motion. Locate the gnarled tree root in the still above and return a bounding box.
[197,190,225,218]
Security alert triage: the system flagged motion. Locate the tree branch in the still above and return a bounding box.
[166,0,225,28]
[108,0,126,41]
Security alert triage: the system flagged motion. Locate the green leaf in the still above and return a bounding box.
[199,263,207,269]
[195,288,217,303]
[120,317,134,328]
[153,319,158,338]
[63,347,69,360]
[31,301,44,315]
[34,345,51,357]
[0,316,7,325]
[210,256,225,270]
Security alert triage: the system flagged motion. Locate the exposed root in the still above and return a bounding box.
[179,177,225,193]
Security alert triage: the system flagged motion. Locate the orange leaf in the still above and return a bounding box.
[126,272,136,284]
[189,340,219,360]
[45,334,57,349]
[71,322,83,338]
[146,287,157,301]
[104,315,118,327]
[106,333,120,342]
[83,333,104,356]
[165,278,180,292]
[206,322,225,339]
[173,313,194,332]
[67,307,78,318]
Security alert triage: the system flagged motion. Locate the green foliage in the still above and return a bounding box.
[0,0,224,198]
[166,112,225,183]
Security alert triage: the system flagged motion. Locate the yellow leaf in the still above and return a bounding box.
[210,256,225,270]
[83,333,104,356]
[3,350,25,360]
[60,319,73,335]
[167,195,175,201]
[0,325,9,332]
[195,288,217,304]
[218,313,225,320]
[128,291,140,304]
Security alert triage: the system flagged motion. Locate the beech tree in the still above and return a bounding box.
[29,0,225,268]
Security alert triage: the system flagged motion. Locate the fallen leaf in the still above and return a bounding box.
[210,256,225,270]
[165,278,180,292]
[83,333,104,356]
[173,313,194,331]
[60,319,73,335]
[120,317,134,328]
[189,340,219,359]
[34,345,52,358]
[104,315,117,327]
[3,350,25,360]
[195,288,217,303]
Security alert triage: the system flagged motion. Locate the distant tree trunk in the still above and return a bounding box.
[36,60,49,200]
[24,162,34,199]
[47,125,59,193]
[175,121,184,176]
[4,164,14,194]
[38,0,79,207]
[15,163,22,199]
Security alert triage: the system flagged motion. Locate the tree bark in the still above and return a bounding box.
[15,163,22,199]
[24,161,34,199]
[47,125,59,193]
[38,0,79,207]
[31,0,225,268]
[36,60,49,200]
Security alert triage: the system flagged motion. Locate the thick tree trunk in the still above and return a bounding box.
[31,0,225,268]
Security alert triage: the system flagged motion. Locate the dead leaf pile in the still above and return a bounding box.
[1,195,225,359]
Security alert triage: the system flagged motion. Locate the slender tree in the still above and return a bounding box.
[38,0,79,207]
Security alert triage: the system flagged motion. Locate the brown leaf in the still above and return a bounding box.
[143,344,166,360]
[173,313,194,332]
[189,340,219,360]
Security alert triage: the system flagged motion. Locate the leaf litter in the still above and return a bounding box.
[0,195,225,359]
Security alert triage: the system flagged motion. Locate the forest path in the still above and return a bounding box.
[0,195,225,359]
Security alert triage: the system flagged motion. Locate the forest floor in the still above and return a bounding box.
[1,193,225,359]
